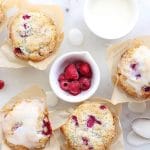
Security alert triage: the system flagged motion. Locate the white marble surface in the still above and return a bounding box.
[1,0,150,149]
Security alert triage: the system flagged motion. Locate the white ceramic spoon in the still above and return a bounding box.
[132,118,150,139]
[127,131,150,146]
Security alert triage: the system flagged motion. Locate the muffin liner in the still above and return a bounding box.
[0,86,124,150]
[0,0,64,70]
[107,36,150,104]
[50,98,124,150]
[0,85,61,150]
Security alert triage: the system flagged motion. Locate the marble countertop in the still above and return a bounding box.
[1,0,150,149]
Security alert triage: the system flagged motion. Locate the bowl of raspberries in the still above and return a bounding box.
[49,51,100,103]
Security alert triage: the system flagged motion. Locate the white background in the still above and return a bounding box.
[1,0,150,149]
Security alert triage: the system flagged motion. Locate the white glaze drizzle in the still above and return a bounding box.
[2,99,47,148]
[120,45,150,93]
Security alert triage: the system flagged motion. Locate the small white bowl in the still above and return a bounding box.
[49,51,100,103]
[84,0,139,39]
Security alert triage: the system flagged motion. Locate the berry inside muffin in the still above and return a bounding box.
[9,11,57,61]
[61,102,116,150]
[1,99,52,150]
[116,45,150,99]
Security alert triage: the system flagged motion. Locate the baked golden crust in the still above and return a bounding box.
[114,42,150,100]
[1,98,52,150]
[9,11,58,62]
[61,102,116,150]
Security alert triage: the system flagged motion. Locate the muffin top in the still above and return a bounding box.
[61,102,116,150]
[9,11,57,61]
[1,99,52,149]
[118,45,150,98]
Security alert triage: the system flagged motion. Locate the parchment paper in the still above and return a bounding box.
[107,36,150,104]
[0,0,64,70]
[50,97,124,150]
[0,86,124,150]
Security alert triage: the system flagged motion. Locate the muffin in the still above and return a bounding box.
[61,102,116,150]
[1,98,52,150]
[9,11,58,61]
[114,44,150,99]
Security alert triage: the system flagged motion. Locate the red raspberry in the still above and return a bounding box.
[79,77,91,90]
[0,80,5,89]
[72,115,79,126]
[14,47,22,54]
[59,80,70,91]
[64,64,79,80]
[75,61,82,70]
[130,62,138,70]
[143,86,150,92]
[76,62,92,78]
[68,81,81,96]
[42,115,52,136]
[22,14,31,20]
[58,73,65,82]
[100,105,107,110]
[87,115,101,128]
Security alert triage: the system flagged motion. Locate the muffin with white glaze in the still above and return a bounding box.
[114,43,150,99]
[61,102,116,150]
[1,98,52,150]
[9,11,57,61]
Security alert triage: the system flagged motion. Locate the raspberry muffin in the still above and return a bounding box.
[1,98,52,150]
[114,44,150,99]
[61,102,116,150]
[9,11,57,61]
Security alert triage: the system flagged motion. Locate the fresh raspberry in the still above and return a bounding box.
[72,115,79,126]
[75,61,82,70]
[79,77,91,90]
[22,14,31,20]
[68,81,81,96]
[0,80,5,89]
[76,62,92,78]
[58,73,65,82]
[64,64,79,80]
[87,115,101,128]
[14,47,22,54]
[59,80,70,91]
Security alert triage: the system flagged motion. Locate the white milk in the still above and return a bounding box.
[85,0,137,39]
